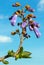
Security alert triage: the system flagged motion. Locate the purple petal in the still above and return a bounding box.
[10,14,17,26]
[33,26,41,38]
[21,22,27,28]
[11,21,16,26]
[29,26,33,31]
[33,22,40,28]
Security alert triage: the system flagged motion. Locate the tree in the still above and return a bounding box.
[0,2,41,65]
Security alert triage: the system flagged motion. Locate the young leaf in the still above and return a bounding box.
[21,51,32,58]
[2,60,9,64]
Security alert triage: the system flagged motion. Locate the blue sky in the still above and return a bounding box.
[0,0,44,65]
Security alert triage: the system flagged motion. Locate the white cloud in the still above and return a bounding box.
[37,0,44,11]
[0,35,12,43]
[0,15,9,20]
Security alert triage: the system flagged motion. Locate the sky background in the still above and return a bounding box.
[0,0,44,65]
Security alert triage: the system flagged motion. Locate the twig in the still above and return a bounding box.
[14,34,24,56]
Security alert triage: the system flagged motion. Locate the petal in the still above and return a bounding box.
[21,22,27,28]
[33,22,40,28]
[33,26,41,38]
[11,21,16,26]
[10,14,17,26]
[29,26,33,31]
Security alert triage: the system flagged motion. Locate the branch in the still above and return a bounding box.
[14,34,24,56]
[0,31,31,64]
[0,47,32,64]
[0,34,23,62]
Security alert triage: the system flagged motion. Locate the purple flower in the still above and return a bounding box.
[28,8,35,12]
[33,22,40,28]
[29,26,33,31]
[28,21,33,31]
[21,22,27,28]
[33,26,41,38]
[10,14,17,26]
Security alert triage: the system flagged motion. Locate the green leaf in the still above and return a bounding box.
[2,60,9,64]
[15,54,19,60]
[19,47,23,53]
[8,50,15,57]
[15,48,32,60]
[15,47,23,60]
[19,47,23,58]
[8,51,12,56]
[23,51,32,55]
[21,51,32,58]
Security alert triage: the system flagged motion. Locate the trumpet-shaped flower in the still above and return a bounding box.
[29,26,33,31]
[9,14,17,26]
[28,21,41,38]
[33,22,40,28]
[33,26,41,38]
[21,22,27,28]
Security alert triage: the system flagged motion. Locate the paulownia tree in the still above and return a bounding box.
[0,2,41,65]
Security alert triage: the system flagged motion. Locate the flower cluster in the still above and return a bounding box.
[0,2,41,65]
[9,2,41,38]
